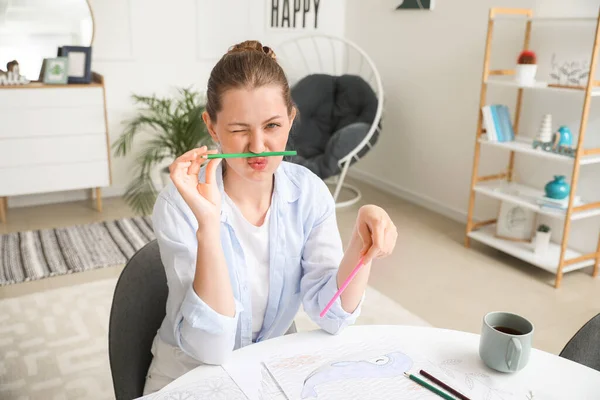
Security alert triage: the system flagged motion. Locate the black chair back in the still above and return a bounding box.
[108,240,168,399]
[559,313,600,372]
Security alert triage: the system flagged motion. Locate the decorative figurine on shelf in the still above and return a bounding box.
[545,175,571,200]
[7,60,19,75]
[555,125,573,147]
[533,224,551,255]
[536,114,553,143]
[515,50,537,86]
[0,60,30,85]
[532,123,576,157]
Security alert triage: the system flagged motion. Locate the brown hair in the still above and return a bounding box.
[205,40,294,121]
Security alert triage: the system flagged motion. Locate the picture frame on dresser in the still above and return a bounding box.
[39,57,69,84]
[58,45,92,84]
[0,71,112,224]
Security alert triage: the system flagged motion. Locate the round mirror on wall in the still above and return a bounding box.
[0,0,94,81]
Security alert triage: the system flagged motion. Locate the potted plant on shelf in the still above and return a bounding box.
[534,224,551,255]
[112,87,213,215]
[515,50,537,86]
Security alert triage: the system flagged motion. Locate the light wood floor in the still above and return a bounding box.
[1,179,598,355]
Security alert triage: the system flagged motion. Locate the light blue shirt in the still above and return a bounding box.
[152,161,363,365]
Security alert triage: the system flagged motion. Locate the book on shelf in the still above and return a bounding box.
[536,195,583,211]
[482,104,515,142]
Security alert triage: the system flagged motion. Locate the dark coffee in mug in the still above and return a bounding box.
[480,312,534,373]
[493,326,524,335]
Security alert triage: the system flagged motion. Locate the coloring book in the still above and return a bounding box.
[224,328,540,400]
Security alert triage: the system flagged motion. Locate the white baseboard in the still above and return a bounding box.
[348,168,467,224]
[5,182,164,209]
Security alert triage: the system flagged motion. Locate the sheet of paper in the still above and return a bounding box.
[224,330,341,400]
[136,366,248,400]
[427,356,560,400]
[264,346,447,400]
[224,328,539,400]
[224,329,470,400]
[258,363,289,400]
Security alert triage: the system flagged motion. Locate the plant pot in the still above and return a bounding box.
[160,166,171,188]
[534,231,551,255]
[515,64,537,86]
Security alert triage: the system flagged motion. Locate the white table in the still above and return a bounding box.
[142,325,600,400]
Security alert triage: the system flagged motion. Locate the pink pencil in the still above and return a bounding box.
[320,257,365,318]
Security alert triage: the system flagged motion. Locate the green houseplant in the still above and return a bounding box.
[112,87,213,215]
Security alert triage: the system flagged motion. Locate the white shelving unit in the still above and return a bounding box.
[473,181,600,220]
[479,137,600,165]
[465,8,600,288]
[467,225,595,274]
[485,77,600,96]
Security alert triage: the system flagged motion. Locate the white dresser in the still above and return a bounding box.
[0,73,112,223]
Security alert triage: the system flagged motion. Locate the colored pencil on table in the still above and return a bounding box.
[206,151,297,159]
[419,370,471,400]
[404,372,457,400]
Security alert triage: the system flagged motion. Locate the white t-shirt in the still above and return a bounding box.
[222,193,271,342]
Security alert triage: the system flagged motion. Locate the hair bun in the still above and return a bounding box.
[228,40,276,60]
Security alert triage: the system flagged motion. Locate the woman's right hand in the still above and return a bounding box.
[169,146,223,227]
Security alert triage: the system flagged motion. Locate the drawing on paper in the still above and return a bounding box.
[271,354,324,370]
[436,358,526,400]
[263,344,448,400]
[301,351,413,398]
[230,330,539,400]
[138,373,247,400]
[259,364,289,400]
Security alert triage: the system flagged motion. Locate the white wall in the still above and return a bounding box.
[345,0,600,252]
[8,0,600,253]
[8,0,345,208]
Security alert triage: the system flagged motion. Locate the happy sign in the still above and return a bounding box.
[270,0,322,29]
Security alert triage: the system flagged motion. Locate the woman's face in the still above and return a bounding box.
[204,85,295,183]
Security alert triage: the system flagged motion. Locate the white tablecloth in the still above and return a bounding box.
[140,325,600,400]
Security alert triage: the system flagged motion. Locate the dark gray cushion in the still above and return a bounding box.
[289,74,336,159]
[333,75,379,131]
[290,122,371,178]
[559,313,600,372]
[287,74,379,179]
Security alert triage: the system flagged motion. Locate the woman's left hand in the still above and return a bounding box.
[355,205,398,265]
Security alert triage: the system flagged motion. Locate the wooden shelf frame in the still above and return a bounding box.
[464,7,600,288]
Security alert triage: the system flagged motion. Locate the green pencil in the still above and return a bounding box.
[206,151,297,159]
[404,373,457,400]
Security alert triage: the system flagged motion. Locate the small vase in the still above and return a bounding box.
[534,231,551,255]
[544,175,570,200]
[557,125,573,147]
[536,114,553,143]
[515,64,537,86]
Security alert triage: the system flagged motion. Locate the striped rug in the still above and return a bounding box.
[0,216,155,286]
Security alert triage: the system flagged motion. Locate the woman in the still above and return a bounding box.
[144,40,397,394]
